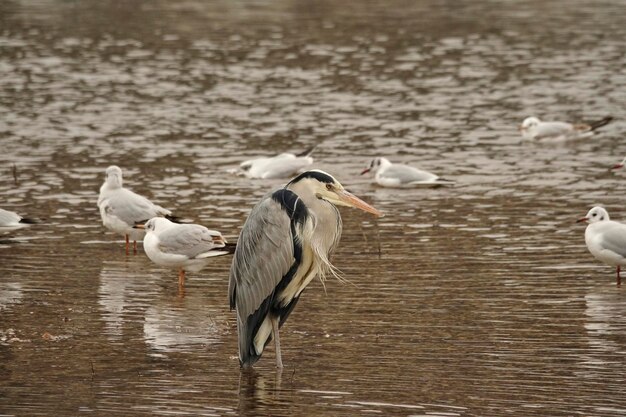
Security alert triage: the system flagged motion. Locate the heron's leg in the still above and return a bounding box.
[178,268,186,288]
[125,235,130,254]
[617,266,621,286]
[271,316,283,369]
[133,240,138,254]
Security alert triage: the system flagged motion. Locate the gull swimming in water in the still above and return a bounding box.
[578,206,626,285]
[98,165,176,254]
[0,208,37,233]
[519,116,612,141]
[136,217,235,289]
[361,157,452,188]
[238,146,316,179]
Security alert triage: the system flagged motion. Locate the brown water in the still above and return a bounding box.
[1,0,626,415]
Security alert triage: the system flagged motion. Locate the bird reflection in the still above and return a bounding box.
[0,282,23,311]
[237,368,285,415]
[584,290,626,354]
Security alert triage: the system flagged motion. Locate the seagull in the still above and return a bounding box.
[238,146,316,179]
[519,116,612,140]
[0,208,37,233]
[610,156,626,170]
[136,217,235,289]
[578,206,626,285]
[97,165,176,254]
[360,157,452,188]
[229,169,383,368]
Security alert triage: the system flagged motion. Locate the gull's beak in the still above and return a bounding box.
[576,217,588,223]
[336,190,383,217]
[133,223,145,229]
[360,168,371,175]
[611,163,623,170]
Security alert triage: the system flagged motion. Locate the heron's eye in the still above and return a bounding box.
[325,183,333,191]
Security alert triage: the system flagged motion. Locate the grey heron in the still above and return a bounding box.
[228,169,383,368]
[98,165,176,254]
[238,146,316,179]
[0,208,37,233]
[135,217,236,288]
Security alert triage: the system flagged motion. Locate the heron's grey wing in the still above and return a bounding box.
[229,189,308,366]
[534,122,573,139]
[229,195,296,317]
[261,157,313,179]
[382,164,437,183]
[158,224,222,258]
[0,209,20,226]
[106,189,170,224]
[599,223,626,258]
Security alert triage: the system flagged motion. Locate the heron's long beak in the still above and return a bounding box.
[611,163,623,170]
[576,217,588,223]
[360,168,371,175]
[336,190,383,217]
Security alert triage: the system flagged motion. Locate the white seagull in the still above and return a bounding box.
[97,165,175,254]
[519,116,612,140]
[361,157,452,188]
[0,208,37,233]
[578,206,626,285]
[239,146,315,179]
[137,217,235,289]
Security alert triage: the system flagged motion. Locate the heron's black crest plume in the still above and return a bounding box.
[288,170,334,186]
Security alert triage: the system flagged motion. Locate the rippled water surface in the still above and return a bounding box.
[1,1,626,416]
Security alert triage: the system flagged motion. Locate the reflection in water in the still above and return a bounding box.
[584,290,626,355]
[0,282,23,311]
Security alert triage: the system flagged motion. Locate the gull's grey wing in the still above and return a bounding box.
[0,209,20,226]
[534,122,573,139]
[381,164,438,183]
[599,223,626,258]
[105,188,170,224]
[228,188,308,366]
[158,224,223,258]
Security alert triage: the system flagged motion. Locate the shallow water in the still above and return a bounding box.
[1,0,626,415]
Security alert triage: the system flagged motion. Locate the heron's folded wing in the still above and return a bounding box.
[228,194,297,318]
[158,224,221,258]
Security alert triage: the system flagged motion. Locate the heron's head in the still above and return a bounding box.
[105,165,123,188]
[361,157,391,175]
[288,170,383,217]
[577,206,609,224]
[519,116,540,132]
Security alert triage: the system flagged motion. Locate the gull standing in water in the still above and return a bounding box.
[229,170,383,368]
[98,165,176,254]
[578,206,626,285]
[238,146,315,179]
[519,116,612,140]
[0,208,37,233]
[136,217,235,290]
[361,157,452,188]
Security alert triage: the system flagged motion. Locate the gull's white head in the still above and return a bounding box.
[105,165,124,189]
[578,206,610,224]
[143,217,174,233]
[519,117,541,132]
[361,157,392,175]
